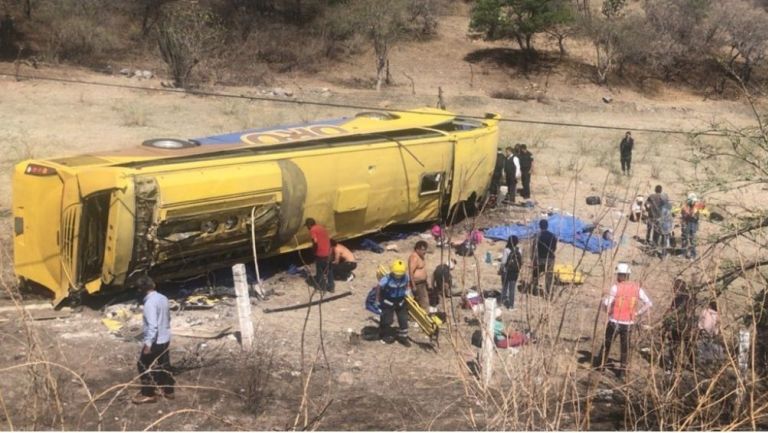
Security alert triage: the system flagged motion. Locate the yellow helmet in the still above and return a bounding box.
[390,259,407,277]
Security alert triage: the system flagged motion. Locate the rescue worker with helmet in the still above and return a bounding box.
[375,259,411,347]
[594,262,653,378]
[681,192,705,260]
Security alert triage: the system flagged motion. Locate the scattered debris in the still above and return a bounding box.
[263,291,353,314]
[602,95,613,103]
[26,310,72,321]
[182,294,219,310]
[172,325,233,339]
[271,87,294,97]
[385,243,399,252]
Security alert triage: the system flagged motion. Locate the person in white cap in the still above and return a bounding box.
[594,262,652,378]
[681,192,705,260]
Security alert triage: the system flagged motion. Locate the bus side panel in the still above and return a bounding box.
[450,129,498,208]
[398,139,453,223]
[12,163,65,300]
[289,143,410,246]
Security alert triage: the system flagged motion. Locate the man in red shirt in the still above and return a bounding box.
[305,218,334,292]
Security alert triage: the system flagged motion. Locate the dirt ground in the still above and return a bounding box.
[0,9,764,430]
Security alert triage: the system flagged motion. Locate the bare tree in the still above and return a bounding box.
[709,0,768,85]
[347,0,409,91]
[642,0,714,81]
[155,1,223,88]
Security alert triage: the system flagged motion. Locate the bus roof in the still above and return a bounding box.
[191,108,456,147]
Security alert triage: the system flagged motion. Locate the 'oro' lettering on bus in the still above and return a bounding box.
[241,125,349,145]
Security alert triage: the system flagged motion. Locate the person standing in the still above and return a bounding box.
[517,144,534,200]
[408,240,430,311]
[305,218,334,292]
[662,278,694,369]
[531,220,558,297]
[330,239,357,282]
[680,193,705,260]
[643,185,669,248]
[619,131,634,175]
[132,275,174,404]
[594,263,653,378]
[376,259,411,347]
[499,235,522,309]
[489,148,505,204]
[503,145,521,205]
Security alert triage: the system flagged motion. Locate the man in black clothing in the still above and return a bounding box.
[531,219,558,297]
[489,148,505,202]
[503,146,520,205]
[644,185,669,248]
[620,131,634,175]
[517,144,534,199]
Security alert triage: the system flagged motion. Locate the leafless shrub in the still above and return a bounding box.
[155,1,224,88]
[650,160,662,179]
[36,0,125,64]
[238,343,277,416]
[112,102,148,127]
[490,89,538,101]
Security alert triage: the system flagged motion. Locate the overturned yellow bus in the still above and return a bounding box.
[13,108,500,305]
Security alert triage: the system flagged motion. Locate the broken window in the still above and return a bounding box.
[419,172,443,196]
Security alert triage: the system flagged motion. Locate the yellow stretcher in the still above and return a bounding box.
[553,264,585,285]
[405,295,443,339]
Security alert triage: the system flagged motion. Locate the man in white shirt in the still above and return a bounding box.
[132,275,174,404]
[594,263,652,378]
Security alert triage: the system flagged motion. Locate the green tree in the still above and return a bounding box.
[469,0,574,55]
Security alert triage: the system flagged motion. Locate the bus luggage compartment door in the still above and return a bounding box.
[134,160,305,277]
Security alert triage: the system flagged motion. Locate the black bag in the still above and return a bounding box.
[455,241,475,257]
[471,330,483,348]
[586,196,601,206]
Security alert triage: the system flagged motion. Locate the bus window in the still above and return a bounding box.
[419,173,443,196]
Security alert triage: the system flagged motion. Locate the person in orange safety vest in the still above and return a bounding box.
[593,262,652,378]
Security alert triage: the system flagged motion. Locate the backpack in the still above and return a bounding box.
[504,247,523,275]
[659,204,674,235]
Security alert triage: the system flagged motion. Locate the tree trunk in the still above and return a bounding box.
[375,41,388,91]
[515,34,525,52]
[558,35,566,59]
[24,0,31,19]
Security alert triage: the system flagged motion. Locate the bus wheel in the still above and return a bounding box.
[142,138,200,149]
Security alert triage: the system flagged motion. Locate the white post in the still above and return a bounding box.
[233,263,254,350]
[736,329,751,412]
[482,298,497,387]
[738,329,750,374]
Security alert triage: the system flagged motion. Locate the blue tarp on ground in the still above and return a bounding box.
[483,213,614,254]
